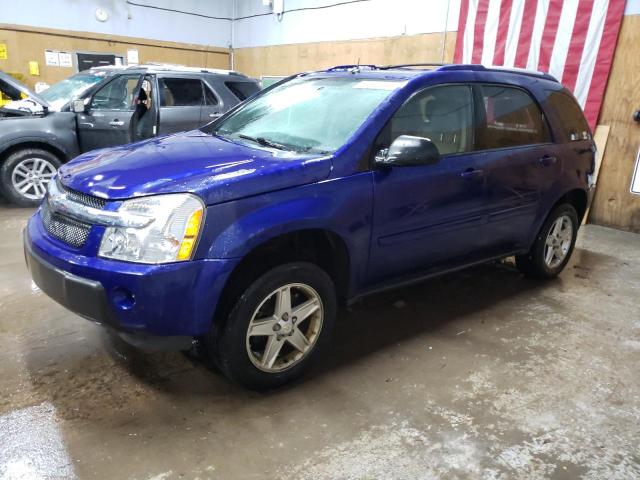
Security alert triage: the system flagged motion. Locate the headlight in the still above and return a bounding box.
[98,193,204,264]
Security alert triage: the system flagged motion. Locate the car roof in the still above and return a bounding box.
[312,63,560,84]
[88,63,253,80]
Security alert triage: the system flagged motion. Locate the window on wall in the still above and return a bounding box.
[159,78,204,107]
[546,90,591,141]
[478,85,550,149]
[388,84,474,156]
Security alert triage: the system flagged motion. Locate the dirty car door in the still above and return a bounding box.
[76,74,142,152]
[157,76,205,134]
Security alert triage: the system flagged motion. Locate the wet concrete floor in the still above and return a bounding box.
[0,205,639,479]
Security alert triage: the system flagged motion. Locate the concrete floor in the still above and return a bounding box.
[0,205,639,480]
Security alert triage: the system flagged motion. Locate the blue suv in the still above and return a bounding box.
[24,64,595,389]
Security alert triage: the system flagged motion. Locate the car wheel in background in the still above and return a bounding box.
[206,262,337,390]
[0,148,61,207]
[516,204,579,279]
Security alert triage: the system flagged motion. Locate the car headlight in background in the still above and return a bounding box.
[99,193,204,264]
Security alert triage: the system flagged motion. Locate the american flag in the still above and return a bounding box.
[453,0,627,129]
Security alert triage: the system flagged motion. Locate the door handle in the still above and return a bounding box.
[209,113,221,118]
[538,155,557,166]
[109,120,125,127]
[460,168,484,178]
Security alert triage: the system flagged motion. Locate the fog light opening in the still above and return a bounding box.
[112,287,136,310]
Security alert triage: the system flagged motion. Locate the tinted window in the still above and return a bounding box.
[203,82,218,106]
[91,74,140,111]
[225,81,260,101]
[389,85,474,155]
[478,85,550,149]
[546,90,590,141]
[159,78,203,107]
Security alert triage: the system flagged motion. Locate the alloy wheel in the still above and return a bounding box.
[11,157,57,200]
[544,214,573,268]
[245,283,324,373]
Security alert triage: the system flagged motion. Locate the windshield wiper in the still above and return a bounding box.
[237,134,290,151]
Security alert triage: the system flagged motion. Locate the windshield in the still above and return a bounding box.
[212,76,404,154]
[40,72,106,111]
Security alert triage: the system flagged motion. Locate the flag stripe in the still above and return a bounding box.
[492,0,514,65]
[463,0,479,63]
[454,0,470,63]
[514,0,539,67]
[472,0,491,63]
[481,0,503,65]
[583,0,625,128]
[574,0,609,108]
[561,0,595,91]
[503,0,524,67]
[537,0,564,72]
[548,0,580,81]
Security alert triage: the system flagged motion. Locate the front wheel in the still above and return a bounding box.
[207,262,337,390]
[516,204,579,278]
[0,148,61,207]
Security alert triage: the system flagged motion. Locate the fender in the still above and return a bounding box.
[0,113,80,161]
[198,172,375,294]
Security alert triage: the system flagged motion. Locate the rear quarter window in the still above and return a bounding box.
[545,90,591,142]
[225,81,260,101]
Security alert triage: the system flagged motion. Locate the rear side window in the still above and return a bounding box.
[225,81,260,101]
[478,85,550,149]
[203,82,219,106]
[159,78,204,107]
[546,90,590,141]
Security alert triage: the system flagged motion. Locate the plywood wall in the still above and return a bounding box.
[233,31,456,78]
[589,15,640,232]
[0,24,229,88]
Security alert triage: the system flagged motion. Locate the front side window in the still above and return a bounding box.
[477,85,550,149]
[90,74,141,111]
[387,84,474,156]
[212,77,402,154]
[159,78,204,107]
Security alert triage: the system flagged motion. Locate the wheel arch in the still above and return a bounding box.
[0,139,69,165]
[211,228,351,332]
[552,188,588,223]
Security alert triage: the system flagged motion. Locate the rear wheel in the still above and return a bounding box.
[206,262,337,390]
[516,204,579,278]
[0,148,61,207]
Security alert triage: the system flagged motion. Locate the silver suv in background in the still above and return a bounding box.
[0,64,260,206]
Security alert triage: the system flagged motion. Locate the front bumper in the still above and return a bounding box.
[24,212,237,349]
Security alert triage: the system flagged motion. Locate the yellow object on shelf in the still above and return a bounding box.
[29,61,40,76]
[0,43,7,60]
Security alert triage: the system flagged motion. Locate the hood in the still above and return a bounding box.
[0,71,49,113]
[58,131,333,205]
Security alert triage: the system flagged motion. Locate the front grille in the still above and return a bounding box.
[57,179,107,210]
[41,201,92,248]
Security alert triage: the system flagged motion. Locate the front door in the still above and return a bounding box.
[369,84,487,283]
[76,74,143,152]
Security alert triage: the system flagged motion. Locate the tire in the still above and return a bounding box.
[516,203,579,279]
[206,262,337,390]
[0,148,61,207]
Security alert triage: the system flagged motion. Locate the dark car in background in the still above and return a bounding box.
[0,65,260,206]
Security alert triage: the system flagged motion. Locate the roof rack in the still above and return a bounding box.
[380,63,447,70]
[325,65,379,72]
[104,62,245,77]
[438,64,558,81]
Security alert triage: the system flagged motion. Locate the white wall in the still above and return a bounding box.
[0,0,233,47]
[233,0,461,49]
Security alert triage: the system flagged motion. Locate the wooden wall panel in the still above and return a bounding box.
[233,32,456,78]
[590,15,640,232]
[0,24,229,88]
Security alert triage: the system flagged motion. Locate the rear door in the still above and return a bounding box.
[76,73,143,152]
[369,84,488,283]
[199,80,223,124]
[474,84,558,253]
[157,76,206,134]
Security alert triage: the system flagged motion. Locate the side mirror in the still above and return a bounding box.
[72,98,87,113]
[375,135,441,167]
